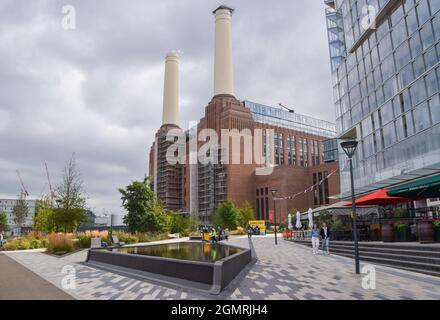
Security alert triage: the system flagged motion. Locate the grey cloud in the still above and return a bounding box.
[0,0,335,216]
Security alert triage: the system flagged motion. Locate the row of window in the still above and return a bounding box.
[313,171,331,206]
[264,130,324,167]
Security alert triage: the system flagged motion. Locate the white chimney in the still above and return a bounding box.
[213,6,235,97]
[162,52,179,126]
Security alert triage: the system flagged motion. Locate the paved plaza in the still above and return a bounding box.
[2,236,440,300]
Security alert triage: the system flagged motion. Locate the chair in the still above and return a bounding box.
[111,235,125,246]
[90,237,102,249]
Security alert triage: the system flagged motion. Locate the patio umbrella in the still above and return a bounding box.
[343,189,416,207]
[288,213,292,230]
[307,208,313,229]
[295,211,302,230]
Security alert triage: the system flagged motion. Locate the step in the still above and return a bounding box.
[328,247,440,265]
[334,253,440,278]
[291,240,440,254]
[317,244,440,258]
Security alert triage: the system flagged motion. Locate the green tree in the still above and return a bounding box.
[12,197,29,226]
[33,196,56,232]
[0,212,8,232]
[119,177,168,233]
[169,214,189,235]
[236,201,255,228]
[212,200,238,230]
[188,212,200,232]
[55,153,88,232]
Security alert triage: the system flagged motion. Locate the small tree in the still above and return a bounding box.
[119,177,168,233]
[12,197,29,226]
[55,153,88,232]
[236,201,255,228]
[212,200,238,230]
[34,196,56,232]
[0,212,8,232]
[169,214,189,235]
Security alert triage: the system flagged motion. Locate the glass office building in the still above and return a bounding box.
[325,0,440,196]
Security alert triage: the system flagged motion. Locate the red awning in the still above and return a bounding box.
[343,189,416,207]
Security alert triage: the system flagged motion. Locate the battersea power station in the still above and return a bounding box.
[148,6,340,223]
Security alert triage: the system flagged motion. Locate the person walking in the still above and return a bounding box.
[247,224,253,238]
[320,222,330,255]
[224,228,229,241]
[0,232,4,248]
[210,227,218,244]
[217,225,223,242]
[311,224,320,255]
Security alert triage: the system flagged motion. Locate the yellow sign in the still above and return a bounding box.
[248,220,266,234]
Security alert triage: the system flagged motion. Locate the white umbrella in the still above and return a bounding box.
[288,214,292,230]
[308,208,314,229]
[295,211,302,229]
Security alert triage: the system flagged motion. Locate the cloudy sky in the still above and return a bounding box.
[0,0,334,217]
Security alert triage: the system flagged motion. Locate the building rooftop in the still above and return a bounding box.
[243,100,337,138]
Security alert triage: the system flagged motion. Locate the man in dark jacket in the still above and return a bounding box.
[320,223,330,255]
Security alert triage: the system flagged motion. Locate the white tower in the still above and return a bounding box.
[162,52,179,126]
[213,5,235,97]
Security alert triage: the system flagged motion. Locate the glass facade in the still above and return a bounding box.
[244,100,337,138]
[327,0,440,196]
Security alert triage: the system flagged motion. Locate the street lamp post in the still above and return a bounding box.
[341,140,360,274]
[271,189,278,245]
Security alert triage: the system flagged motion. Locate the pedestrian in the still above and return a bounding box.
[210,227,218,244]
[224,228,229,241]
[0,232,4,248]
[311,224,320,255]
[217,225,223,241]
[255,225,260,235]
[247,224,253,238]
[320,222,330,255]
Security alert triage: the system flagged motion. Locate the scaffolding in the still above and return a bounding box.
[198,148,227,223]
[156,128,184,211]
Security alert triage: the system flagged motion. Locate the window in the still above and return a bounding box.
[279,133,284,165]
[398,63,414,88]
[318,172,324,205]
[425,69,439,97]
[413,102,431,132]
[429,94,440,124]
[413,54,426,78]
[313,173,318,206]
[424,46,438,70]
[409,32,423,59]
[406,8,419,35]
[292,136,297,166]
[382,122,397,147]
[304,139,309,167]
[403,111,415,137]
[380,100,394,125]
[395,41,411,69]
[274,132,279,164]
[410,77,428,106]
[417,0,431,26]
[420,21,435,50]
[324,171,330,205]
[391,18,408,48]
[287,135,292,165]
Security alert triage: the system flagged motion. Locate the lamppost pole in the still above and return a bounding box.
[271,189,278,245]
[341,140,360,275]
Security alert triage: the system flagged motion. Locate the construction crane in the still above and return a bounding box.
[45,162,55,202]
[278,103,295,114]
[16,170,29,199]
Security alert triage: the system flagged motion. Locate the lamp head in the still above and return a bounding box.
[340,140,358,159]
[270,189,277,197]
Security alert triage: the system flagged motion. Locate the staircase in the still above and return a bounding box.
[289,240,440,277]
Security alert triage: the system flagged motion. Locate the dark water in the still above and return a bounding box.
[113,242,241,263]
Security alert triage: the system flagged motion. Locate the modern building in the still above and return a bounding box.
[0,198,36,229]
[148,6,341,223]
[325,0,440,201]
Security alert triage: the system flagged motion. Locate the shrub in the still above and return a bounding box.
[3,239,31,251]
[47,233,74,255]
[136,232,169,243]
[30,238,42,249]
[433,220,440,229]
[394,222,409,231]
[112,231,139,244]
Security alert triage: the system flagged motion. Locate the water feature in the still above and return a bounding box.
[112,242,242,263]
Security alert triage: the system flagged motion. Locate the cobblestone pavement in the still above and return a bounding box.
[4,236,440,300]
